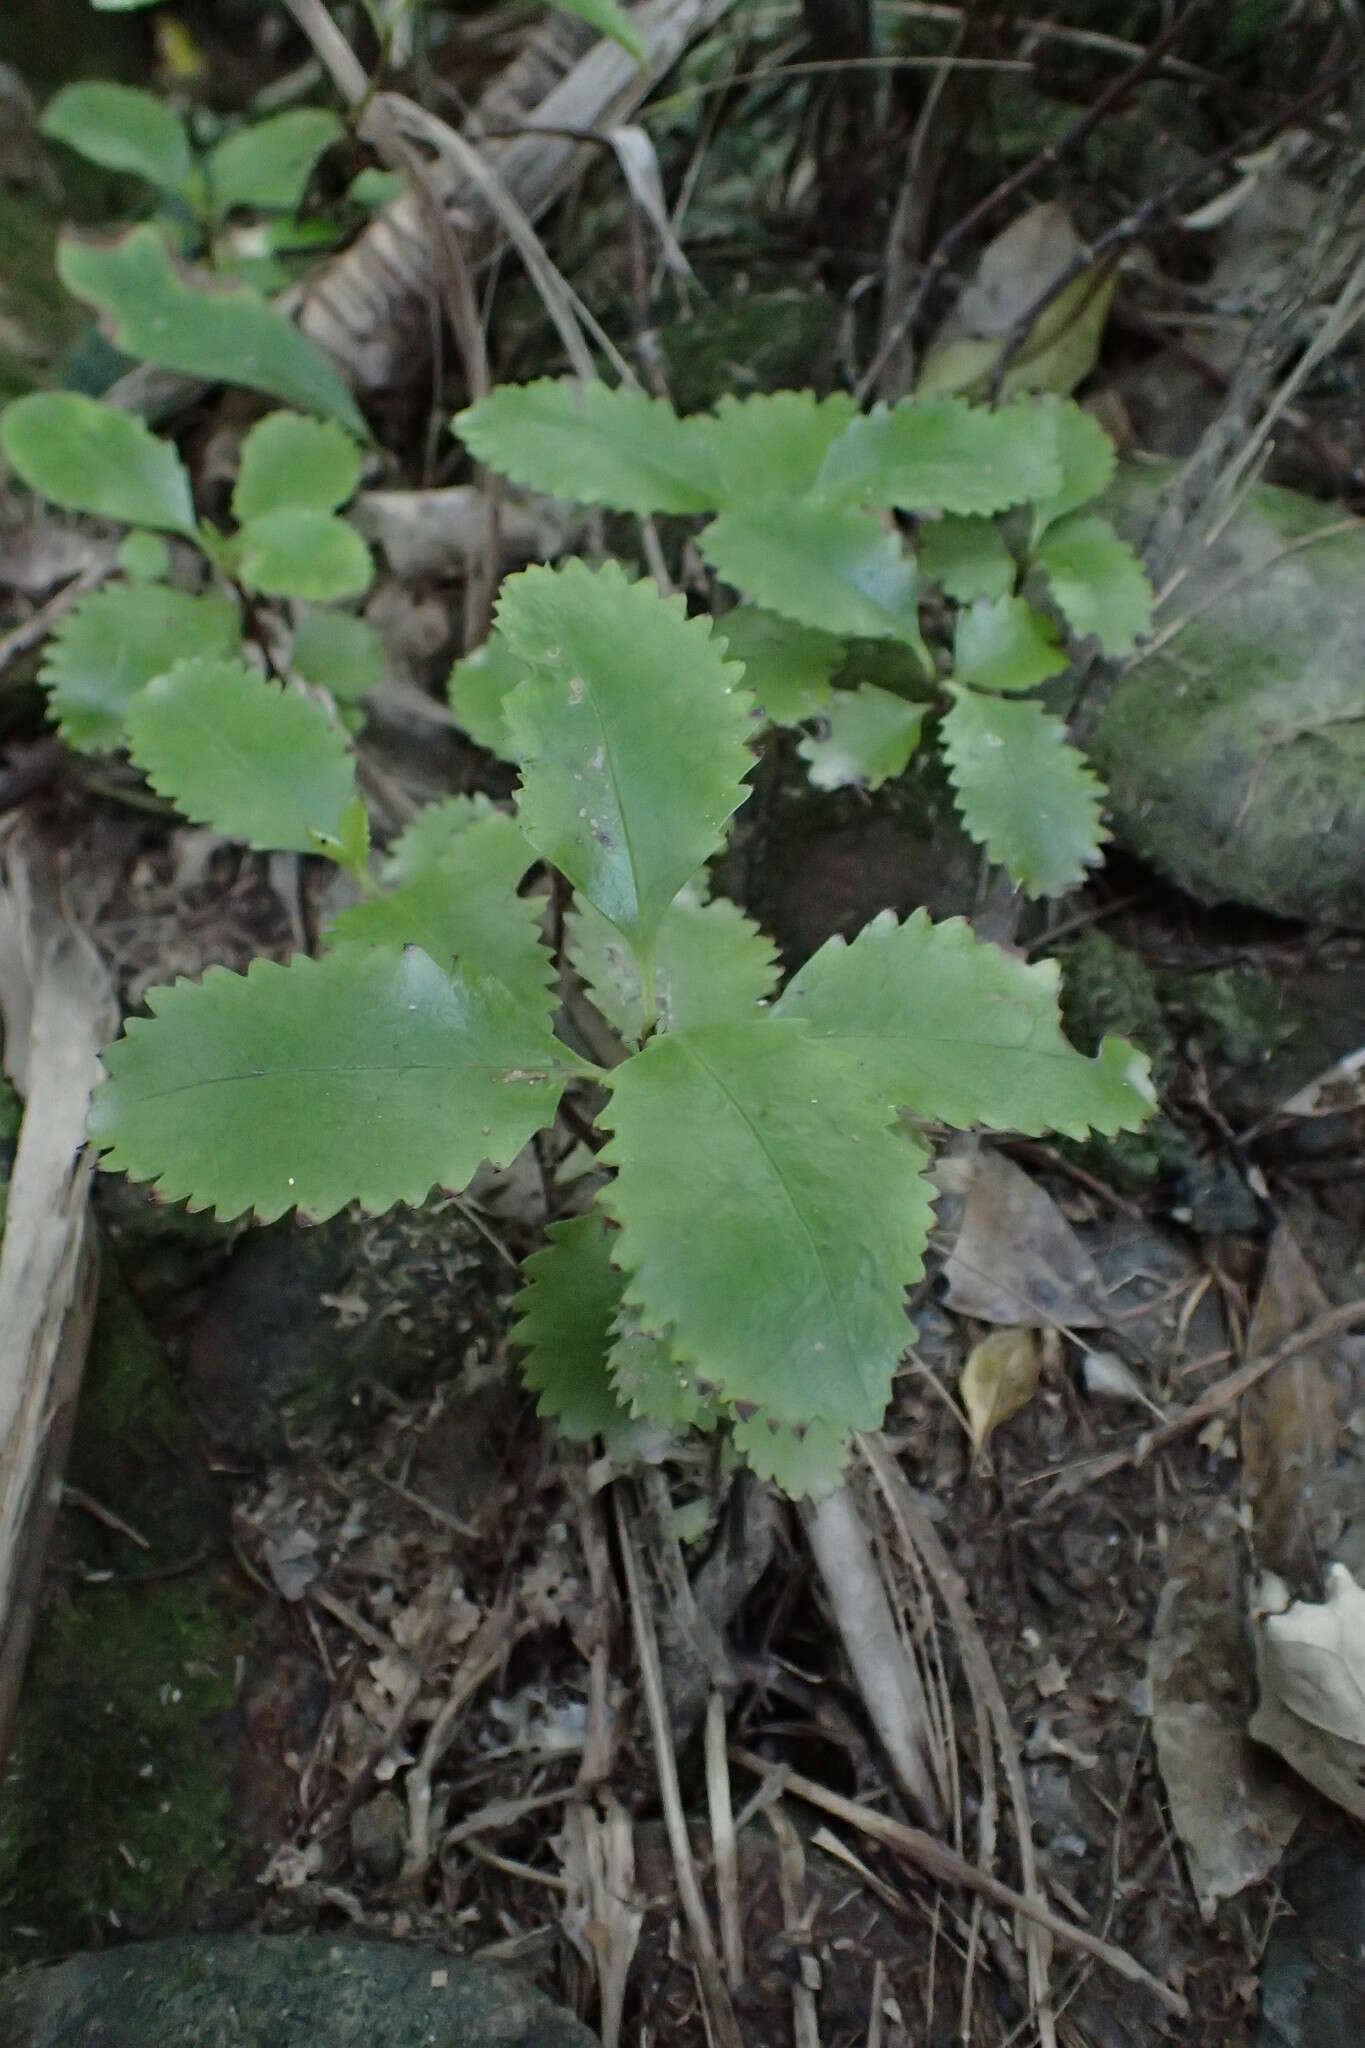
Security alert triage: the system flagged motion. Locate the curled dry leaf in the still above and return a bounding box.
[1251,1563,1365,1821]
[960,1327,1041,1455]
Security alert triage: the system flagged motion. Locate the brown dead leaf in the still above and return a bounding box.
[960,1327,1041,1455]
[1149,1519,1305,1918]
[942,1149,1107,1328]
[1242,1227,1342,1577]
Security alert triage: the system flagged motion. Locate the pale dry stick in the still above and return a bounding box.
[867,1957,888,2048]
[875,2,1222,83]
[801,1486,947,1825]
[573,1475,618,1789]
[727,1749,1189,2018]
[614,1489,745,2048]
[402,1603,518,1881]
[466,1838,571,1892]
[61,1485,150,1551]
[1029,1296,1365,1501]
[443,1787,572,1850]
[767,1804,821,2048]
[859,1436,1057,2048]
[705,1692,745,1992]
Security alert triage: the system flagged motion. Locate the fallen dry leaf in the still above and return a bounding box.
[1278,1045,1365,1121]
[1241,1227,1342,1578]
[960,1326,1041,1454]
[1149,1519,1304,1918]
[943,1149,1107,1328]
[1251,1564,1365,1822]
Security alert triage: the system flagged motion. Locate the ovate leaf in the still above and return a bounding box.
[456,378,720,515]
[602,1020,934,1431]
[290,608,384,702]
[816,397,1061,514]
[702,501,928,656]
[1035,512,1152,655]
[954,595,1068,693]
[41,584,240,754]
[730,1411,850,1498]
[123,655,355,852]
[382,794,497,883]
[941,687,1107,896]
[1032,402,1116,532]
[326,810,553,1020]
[797,683,925,791]
[568,887,778,1041]
[513,1213,635,1442]
[89,946,573,1222]
[448,632,526,759]
[545,0,645,59]
[1,393,196,536]
[207,108,345,214]
[917,515,1015,602]
[58,227,366,433]
[700,391,857,505]
[232,411,362,523]
[497,559,752,954]
[236,508,373,600]
[775,908,1153,1136]
[117,532,172,582]
[41,82,191,193]
[960,1327,1041,1453]
[714,607,841,726]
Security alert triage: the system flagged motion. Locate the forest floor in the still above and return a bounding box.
[2,5,1365,2046]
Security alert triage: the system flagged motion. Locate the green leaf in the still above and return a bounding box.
[290,608,384,702]
[544,0,645,59]
[702,501,928,656]
[1,393,196,536]
[775,908,1154,1136]
[497,559,753,955]
[117,531,172,582]
[89,946,573,1222]
[233,411,363,523]
[953,595,1068,693]
[1032,402,1116,532]
[381,795,498,883]
[816,397,1061,514]
[569,887,778,1041]
[448,632,526,760]
[123,655,356,852]
[700,391,857,505]
[797,683,925,791]
[940,686,1107,897]
[207,108,345,214]
[601,1020,934,1431]
[917,515,1014,602]
[326,810,553,1020]
[610,1322,714,1433]
[41,82,191,193]
[714,607,841,726]
[513,1212,635,1442]
[236,509,373,601]
[41,584,240,755]
[456,378,720,515]
[730,1412,849,1498]
[1035,512,1152,655]
[58,226,366,434]
[311,793,370,874]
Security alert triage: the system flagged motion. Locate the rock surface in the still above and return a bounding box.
[0,1934,596,2048]
[1095,471,1365,928]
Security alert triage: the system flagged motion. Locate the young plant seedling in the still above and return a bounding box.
[0,391,382,874]
[83,554,1154,1498]
[453,380,1154,898]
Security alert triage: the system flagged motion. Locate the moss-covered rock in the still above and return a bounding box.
[0,1934,597,2046]
[1095,470,1365,928]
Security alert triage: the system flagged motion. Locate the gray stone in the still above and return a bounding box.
[0,1934,596,2048]
[350,1790,407,1882]
[1094,469,1365,928]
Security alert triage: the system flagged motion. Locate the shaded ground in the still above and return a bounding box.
[3,4,1365,2045]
